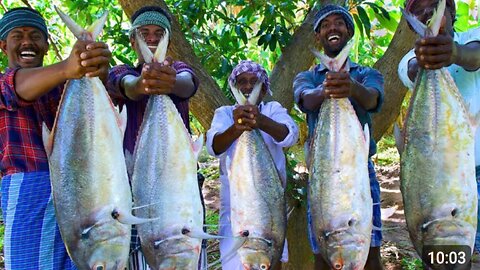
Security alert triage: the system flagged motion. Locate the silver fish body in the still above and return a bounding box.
[400,67,477,255]
[308,98,372,270]
[45,77,131,270]
[229,129,286,270]
[132,95,203,270]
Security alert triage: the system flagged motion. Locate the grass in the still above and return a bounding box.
[373,134,400,166]
[400,257,424,270]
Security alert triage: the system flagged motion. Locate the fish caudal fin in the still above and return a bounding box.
[402,0,445,37]
[54,6,108,41]
[229,80,263,105]
[193,133,204,161]
[311,42,353,72]
[135,28,170,64]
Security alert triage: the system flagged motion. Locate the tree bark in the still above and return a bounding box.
[372,17,415,141]
[118,0,231,130]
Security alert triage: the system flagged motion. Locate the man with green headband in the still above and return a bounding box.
[106,6,200,270]
[0,6,111,270]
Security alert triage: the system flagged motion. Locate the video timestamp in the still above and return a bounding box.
[422,245,471,269]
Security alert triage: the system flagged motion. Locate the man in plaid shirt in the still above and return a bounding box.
[106,6,200,270]
[0,7,111,270]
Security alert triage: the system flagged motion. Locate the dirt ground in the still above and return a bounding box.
[201,162,479,270]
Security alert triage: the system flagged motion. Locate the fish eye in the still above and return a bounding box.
[451,208,458,217]
[260,264,268,270]
[348,219,354,226]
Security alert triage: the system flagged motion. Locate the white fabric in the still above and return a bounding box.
[398,27,480,166]
[206,101,299,269]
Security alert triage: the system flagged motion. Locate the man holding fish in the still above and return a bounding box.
[0,6,111,270]
[293,4,384,269]
[398,0,480,263]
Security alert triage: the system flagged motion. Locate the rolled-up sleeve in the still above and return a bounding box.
[358,67,385,113]
[106,65,139,106]
[0,68,34,111]
[293,71,318,112]
[398,50,416,91]
[265,101,299,147]
[206,106,234,157]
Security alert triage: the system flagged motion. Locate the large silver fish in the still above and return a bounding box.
[42,8,134,270]
[398,0,477,259]
[308,43,372,270]
[130,30,205,269]
[227,81,286,270]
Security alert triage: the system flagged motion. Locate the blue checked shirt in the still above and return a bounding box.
[293,59,384,157]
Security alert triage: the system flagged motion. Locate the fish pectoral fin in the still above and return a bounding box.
[116,209,160,225]
[42,123,53,157]
[207,237,247,269]
[393,124,404,155]
[192,133,204,161]
[117,106,128,141]
[183,228,228,240]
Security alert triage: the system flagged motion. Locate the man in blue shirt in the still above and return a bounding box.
[293,4,384,269]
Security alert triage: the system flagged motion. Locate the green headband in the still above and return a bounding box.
[130,11,171,36]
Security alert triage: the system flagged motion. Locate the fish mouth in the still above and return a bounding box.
[422,219,475,245]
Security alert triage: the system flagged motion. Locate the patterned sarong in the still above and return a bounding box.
[1,171,76,270]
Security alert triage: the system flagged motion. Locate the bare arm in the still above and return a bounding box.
[15,40,111,101]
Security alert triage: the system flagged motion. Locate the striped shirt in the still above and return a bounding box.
[0,68,61,176]
[107,61,199,154]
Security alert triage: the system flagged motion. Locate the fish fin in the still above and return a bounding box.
[55,7,107,42]
[393,124,404,155]
[311,42,353,72]
[363,124,370,157]
[115,208,160,225]
[229,81,247,105]
[428,0,446,37]
[193,134,204,161]
[401,9,428,38]
[401,0,445,39]
[86,12,109,41]
[153,29,170,63]
[55,6,86,40]
[207,237,247,269]
[246,81,263,105]
[42,123,53,157]
[184,228,228,240]
[380,205,398,220]
[124,149,134,180]
[135,30,154,64]
[117,106,127,141]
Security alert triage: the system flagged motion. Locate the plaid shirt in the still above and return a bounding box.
[107,61,199,154]
[0,68,62,176]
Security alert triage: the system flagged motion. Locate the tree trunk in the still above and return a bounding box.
[118,0,230,130]
[372,18,415,141]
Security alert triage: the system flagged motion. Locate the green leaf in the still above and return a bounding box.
[353,13,365,39]
[357,6,371,39]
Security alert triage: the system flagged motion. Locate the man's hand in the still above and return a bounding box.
[65,40,111,80]
[233,105,260,131]
[81,42,111,82]
[323,70,352,99]
[138,58,176,95]
[414,20,456,70]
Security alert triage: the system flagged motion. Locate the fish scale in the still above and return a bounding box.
[229,128,286,270]
[43,8,132,270]
[308,42,372,270]
[130,29,204,270]
[399,0,477,260]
